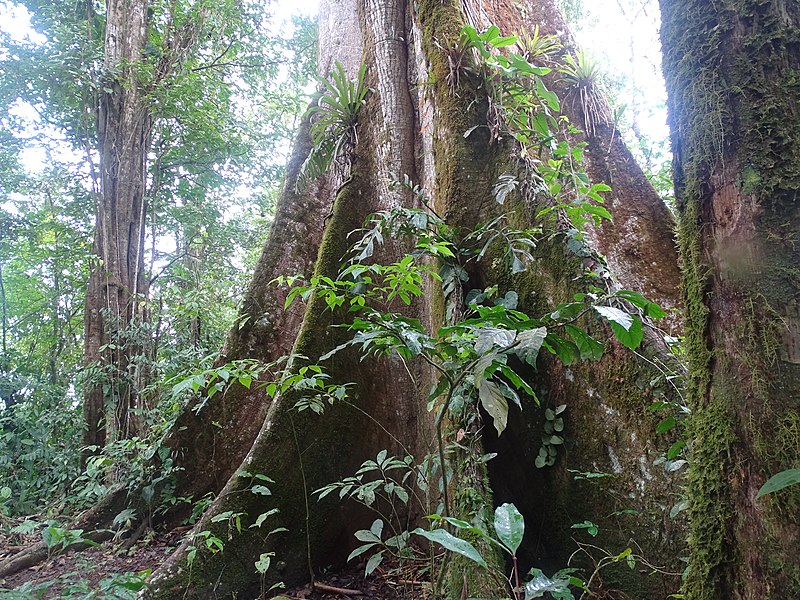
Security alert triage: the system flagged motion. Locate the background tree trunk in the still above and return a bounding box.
[144,0,686,596]
[83,0,152,453]
[659,0,800,597]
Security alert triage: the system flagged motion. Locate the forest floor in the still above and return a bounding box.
[0,528,428,599]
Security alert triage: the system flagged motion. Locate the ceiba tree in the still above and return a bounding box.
[659,0,800,597]
[140,0,688,597]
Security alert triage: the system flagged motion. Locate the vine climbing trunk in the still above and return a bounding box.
[659,0,800,598]
[143,0,686,597]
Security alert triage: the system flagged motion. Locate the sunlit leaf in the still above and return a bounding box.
[412,528,487,567]
[494,503,524,554]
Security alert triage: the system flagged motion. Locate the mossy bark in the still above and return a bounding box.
[418,0,684,596]
[467,0,684,333]
[659,0,800,597]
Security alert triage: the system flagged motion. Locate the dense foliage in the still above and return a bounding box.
[0,0,316,517]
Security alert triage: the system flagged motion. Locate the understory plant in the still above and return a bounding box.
[276,178,664,596]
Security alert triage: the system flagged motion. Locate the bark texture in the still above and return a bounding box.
[166,113,339,501]
[659,0,800,597]
[143,0,685,597]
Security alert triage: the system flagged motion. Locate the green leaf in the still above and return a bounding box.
[494,503,525,555]
[570,520,598,537]
[615,289,648,308]
[534,77,559,111]
[412,528,487,567]
[610,316,643,350]
[757,469,800,498]
[593,305,633,330]
[365,550,384,576]
[255,553,272,574]
[669,499,689,519]
[656,415,677,435]
[525,568,577,599]
[478,379,509,436]
[515,327,547,365]
[564,325,604,360]
[475,327,516,353]
[252,509,279,529]
[544,335,580,365]
[347,543,377,562]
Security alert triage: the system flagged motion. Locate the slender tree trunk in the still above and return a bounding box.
[83,0,152,452]
[144,0,685,596]
[0,262,15,411]
[659,0,800,598]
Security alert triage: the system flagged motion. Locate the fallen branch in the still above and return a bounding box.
[118,519,148,552]
[0,529,113,577]
[313,581,364,596]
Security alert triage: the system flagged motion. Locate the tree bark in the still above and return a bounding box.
[165,112,343,501]
[143,0,686,597]
[659,0,800,598]
[82,0,222,456]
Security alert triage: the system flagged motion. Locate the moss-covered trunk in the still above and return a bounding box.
[142,0,687,597]
[659,0,800,597]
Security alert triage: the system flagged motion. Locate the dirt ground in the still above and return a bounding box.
[0,529,429,599]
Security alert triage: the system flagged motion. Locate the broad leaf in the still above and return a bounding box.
[757,469,800,498]
[494,503,524,554]
[565,324,604,360]
[593,305,633,330]
[365,551,384,576]
[525,568,577,599]
[473,350,499,386]
[347,543,377,562]
[544,335,580,365]
[412,528,487,567]
[610,316,643,350]
[475,327,516,354]
[515,327,547,365]
[478,379,509,435]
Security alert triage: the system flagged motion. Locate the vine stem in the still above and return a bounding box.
[289,412,315,586]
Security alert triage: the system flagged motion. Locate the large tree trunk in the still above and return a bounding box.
[484,0,683,333]
[659,0,800,598]
[144,0,685,597]
[83,0,152,452]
